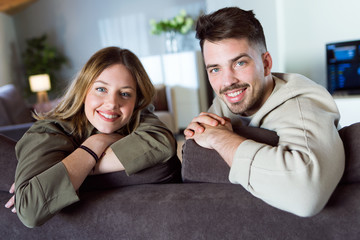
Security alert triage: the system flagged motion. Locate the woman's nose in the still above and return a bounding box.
[106,93,121,108]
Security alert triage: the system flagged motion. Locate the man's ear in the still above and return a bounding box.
[262,51,273,76]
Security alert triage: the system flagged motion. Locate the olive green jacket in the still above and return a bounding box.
[14,108,176,227]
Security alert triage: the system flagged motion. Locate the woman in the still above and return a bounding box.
[5,47,181,227]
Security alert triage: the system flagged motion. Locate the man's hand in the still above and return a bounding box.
[4,183,16,213]
[184,112,230,138]
[184,112,245,167]
[190,123,232,149]
[184,112,233,149]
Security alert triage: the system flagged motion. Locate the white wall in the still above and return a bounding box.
[281,0,360,87]
[0,13,22,87]
[205,0,283,72]
[206,0,360,87]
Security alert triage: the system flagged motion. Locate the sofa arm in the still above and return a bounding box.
[339,122,360,183]
[0,134,17,192]
[0,122,33,141]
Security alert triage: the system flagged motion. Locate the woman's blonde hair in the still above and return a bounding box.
[37,47,155,138]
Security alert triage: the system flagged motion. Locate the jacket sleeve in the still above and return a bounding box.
[227,96,345,217]
[110,109,177,175]
[14,122,79,228]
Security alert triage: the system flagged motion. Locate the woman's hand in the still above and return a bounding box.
[83,133,124,155]
[62,133,124,190]
[4,183,16,213]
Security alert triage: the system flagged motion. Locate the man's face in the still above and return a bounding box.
[203,38,273,116]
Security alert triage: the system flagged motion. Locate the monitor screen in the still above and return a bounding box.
[326,40,360,94]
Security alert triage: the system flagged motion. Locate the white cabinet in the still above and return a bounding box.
[141,51,209,129]
[333,95,360,127]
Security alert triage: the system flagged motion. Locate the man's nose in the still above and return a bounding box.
[222,68,238,87]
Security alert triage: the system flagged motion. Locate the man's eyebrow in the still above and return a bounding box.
[205,63,218,70]
[205,53,250,70]
[230,53,249,63]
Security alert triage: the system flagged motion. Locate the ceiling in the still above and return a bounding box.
[0,0,37,15]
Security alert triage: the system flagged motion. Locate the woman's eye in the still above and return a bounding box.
[96,87,106,93]
[121,92,131,98]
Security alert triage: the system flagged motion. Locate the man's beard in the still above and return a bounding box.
[222,88,264,117]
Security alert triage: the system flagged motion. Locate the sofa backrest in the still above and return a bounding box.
[182,123,360,184]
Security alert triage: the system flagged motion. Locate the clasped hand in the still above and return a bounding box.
[184,112,233,149]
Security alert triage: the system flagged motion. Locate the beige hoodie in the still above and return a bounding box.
[209,73,345,217]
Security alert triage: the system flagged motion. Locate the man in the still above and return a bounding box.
[184,7,345,217]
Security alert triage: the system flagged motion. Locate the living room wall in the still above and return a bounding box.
[0,13,22,87]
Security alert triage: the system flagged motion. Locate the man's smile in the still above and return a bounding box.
[223,88,247,104]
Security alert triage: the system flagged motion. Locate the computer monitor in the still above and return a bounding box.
[326,40,360,94]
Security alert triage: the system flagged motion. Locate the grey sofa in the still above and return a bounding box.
[0,84,34,141]
[1,122,360,240]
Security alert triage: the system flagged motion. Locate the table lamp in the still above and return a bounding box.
[29,73,51,103]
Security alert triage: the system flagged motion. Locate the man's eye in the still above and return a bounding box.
[210,68,219,73]
[96,87,106,93]
[236,61,245,67]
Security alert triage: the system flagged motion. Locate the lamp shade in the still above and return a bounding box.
[29,74,51,92]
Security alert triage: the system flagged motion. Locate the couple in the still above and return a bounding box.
[5,7,344,227]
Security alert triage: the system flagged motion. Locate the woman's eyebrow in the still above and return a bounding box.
[94,80,109,85]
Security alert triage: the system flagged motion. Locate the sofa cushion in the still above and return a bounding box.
[0,134,17,192]
[182,126,279,183]
[339,122,360,183]
[0,84,33,125]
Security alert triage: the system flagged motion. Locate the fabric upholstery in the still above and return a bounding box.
[0,134,17,192]
[339,122,360,183]
[0,100,12,126]
[1,123,360,239]
[0,84,33,125]
[0,122,33,141]
[80,155,182,191]
[1,183,359,239]
[182,126,279,183]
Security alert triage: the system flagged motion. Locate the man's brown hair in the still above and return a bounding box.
[196,7,267,53]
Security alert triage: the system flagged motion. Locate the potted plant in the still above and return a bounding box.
[149,10,194,53]
[22,34,67,97]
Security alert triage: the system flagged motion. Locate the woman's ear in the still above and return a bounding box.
[262,51,273,76]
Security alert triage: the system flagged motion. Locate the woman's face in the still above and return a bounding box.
[84,63,137,133]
